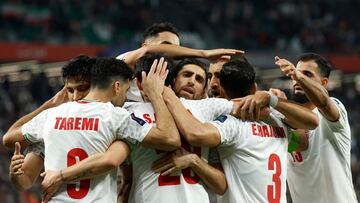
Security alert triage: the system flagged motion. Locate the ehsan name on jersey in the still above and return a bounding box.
[251,123,286,138]
[54,117,99,131]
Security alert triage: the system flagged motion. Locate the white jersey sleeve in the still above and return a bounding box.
[116,52,143,102]
[113,107,152,144]
[209,115,242,145]
[322,97,351,156]
[21,109,49,143]
[180,98,233,121]
[116,52,127,60]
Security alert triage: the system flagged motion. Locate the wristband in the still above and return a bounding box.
[269,94,279,108]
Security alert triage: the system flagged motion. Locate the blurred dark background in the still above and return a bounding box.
[0,0,359,202]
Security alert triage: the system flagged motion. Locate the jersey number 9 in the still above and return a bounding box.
[67,148,90,199]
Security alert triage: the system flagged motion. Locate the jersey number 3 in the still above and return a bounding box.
[67,148,90,199]
[267,153,281,203]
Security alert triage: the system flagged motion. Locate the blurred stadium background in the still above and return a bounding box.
[0,0,359,202]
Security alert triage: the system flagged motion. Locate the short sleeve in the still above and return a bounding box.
[181,98,233,121]
[21,110,48,143]
[116,52,127,60]
[116,51,142,103]
[113,107,152,144]
[324,98,349,132]
[208,115,241,146]
[24,142,45,159]
[323,98,352,156]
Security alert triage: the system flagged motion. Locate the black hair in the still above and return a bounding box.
[134,53,175,86]
[231,54,250,64]
[297,53,332,78]
[220,59,255,99]
[62,55,95,82]
[172,58,208,88]
[142,22,179,43]
[91,58,133,89]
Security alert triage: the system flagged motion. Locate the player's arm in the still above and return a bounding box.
[275,56,339,121]
[9,142,44,191]
[118,48,148,69]
[163,87,221,147]
[43,141,129,183]
[3,87,68,148]
[235,91,319,129]
[275,97,319,129]
[152,148,227,195]
[120,45,244,69]
[41,140,129,202]
[140,58,181,151]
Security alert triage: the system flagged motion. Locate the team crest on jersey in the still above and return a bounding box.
[215,115,227,123]
[131,113,146,126]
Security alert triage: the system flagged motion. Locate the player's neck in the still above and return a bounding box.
[84,90,112,103]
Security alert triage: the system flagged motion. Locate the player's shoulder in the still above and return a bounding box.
[180,97,228,106]
[318,97,348,119]
[87,101,130,116]
[125,101,152,112]
[47,101,76,113]
[113,104,131,114]
[330,97,345,108]
[116,51,130,60]
[123,101,138,110]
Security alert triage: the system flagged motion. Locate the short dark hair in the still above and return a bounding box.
[91,58,133,89]
[134,53,175,86]
[172,58,208,88]
[231,54,250,64]
[220,59,255,99]
[62,55,95,82]
[297,53,332,78]
[142,22,179,43]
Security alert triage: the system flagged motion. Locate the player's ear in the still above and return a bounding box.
[136,78,143,91]
[113,81,122,93]
[321,77,329,88]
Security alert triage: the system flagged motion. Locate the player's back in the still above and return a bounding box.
[40,101,125,202]
[126,98,232,203]
[210,114,290,203]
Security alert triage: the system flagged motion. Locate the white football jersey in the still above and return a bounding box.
[209,113,291,203]
[126,98,233,203]
[22,101,151,203]
[287,98,357,203]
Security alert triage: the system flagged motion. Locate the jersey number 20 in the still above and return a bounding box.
[67,148,90,199]
[158,142,201,186]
